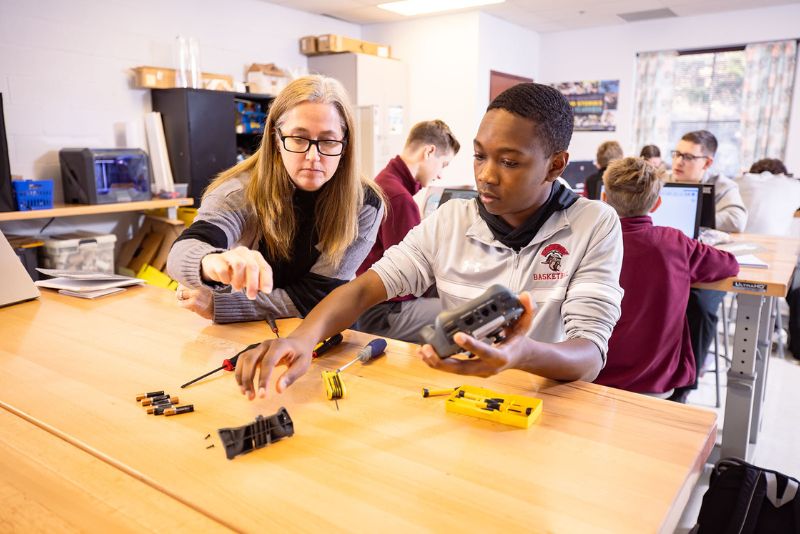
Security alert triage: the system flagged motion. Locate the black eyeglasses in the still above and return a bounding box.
[671,150,709,163]
[277,130,346,156]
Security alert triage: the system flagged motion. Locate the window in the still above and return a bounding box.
[669,48,745,178]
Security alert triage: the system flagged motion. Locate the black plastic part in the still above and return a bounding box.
[217,407,295,460]
[419,284,524,358]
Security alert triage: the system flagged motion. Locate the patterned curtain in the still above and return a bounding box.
[632,50,677,156]
[739,40,798,169]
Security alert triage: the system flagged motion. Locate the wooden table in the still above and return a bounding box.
[694,232,800,460]
[0,287,717,533]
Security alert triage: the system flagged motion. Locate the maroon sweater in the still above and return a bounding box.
[595,216,739,393]
[357,156,421,302]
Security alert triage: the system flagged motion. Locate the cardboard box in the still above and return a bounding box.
[246,63,289,96]
[133,66,234,91]
[299,35,319,56]
[117,215,185,273]
[315,34,391,58]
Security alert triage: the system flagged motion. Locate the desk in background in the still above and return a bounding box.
[0,287,716,532]
[694,232,800,461]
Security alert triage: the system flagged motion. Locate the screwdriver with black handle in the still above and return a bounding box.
[180,334,344,388]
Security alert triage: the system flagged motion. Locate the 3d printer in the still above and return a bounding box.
[59,148,152,205]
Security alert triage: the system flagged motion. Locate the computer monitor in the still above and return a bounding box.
[700,183,715,229]
[560,160,594,188]
[438,188,478,207]
[650,183,703,239]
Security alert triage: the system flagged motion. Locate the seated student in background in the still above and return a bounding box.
[640,144,665,171]
[670,130,747,232]
[167,75,384,323]
[583,140,623,200]
[669,130,747,401]
[233,82,624,399]
[595,157,738,399]
[356,120,460,343]
[736,158,800,237]
[738,158,800,362]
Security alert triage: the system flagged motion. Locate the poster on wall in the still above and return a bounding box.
[553,80,619,131]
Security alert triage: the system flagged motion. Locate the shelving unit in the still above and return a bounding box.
[151,88,273,206]
[0,198,193,222]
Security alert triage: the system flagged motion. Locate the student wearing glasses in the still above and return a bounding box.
[669,130,747,233]
[167,75,384,323]
[669,129,747,402]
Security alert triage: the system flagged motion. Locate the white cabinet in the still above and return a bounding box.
[308,54,407,179]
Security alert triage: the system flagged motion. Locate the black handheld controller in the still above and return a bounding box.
[419,284,524,358]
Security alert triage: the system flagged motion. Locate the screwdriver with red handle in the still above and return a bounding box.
[180,334,344,388]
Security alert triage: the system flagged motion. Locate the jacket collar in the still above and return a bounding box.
[387,155,420,196]
[466,204,571,251]
[620,215,653,231]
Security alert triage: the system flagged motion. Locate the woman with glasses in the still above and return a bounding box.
[167,75,384,324]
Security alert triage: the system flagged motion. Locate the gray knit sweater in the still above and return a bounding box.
[166,174,383,323]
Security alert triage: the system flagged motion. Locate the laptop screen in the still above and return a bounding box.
[650,183,703,239]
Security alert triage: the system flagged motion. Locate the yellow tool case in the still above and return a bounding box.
[445,385,542,428]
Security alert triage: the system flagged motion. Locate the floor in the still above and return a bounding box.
[675,334,800,532]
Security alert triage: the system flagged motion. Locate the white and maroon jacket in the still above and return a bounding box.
[370,196,624,365]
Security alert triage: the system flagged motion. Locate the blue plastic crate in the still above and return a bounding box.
[13,180,54,211]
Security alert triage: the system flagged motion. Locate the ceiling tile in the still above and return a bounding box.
[259,0,800,33]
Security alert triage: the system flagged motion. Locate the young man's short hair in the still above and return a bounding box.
[596,141,623,168]
[681,130,718,156]
[603,157,665,218]
[749,158,788,175]
[406,120,460,155]
[640,144,661,159]
[487,83,573,156]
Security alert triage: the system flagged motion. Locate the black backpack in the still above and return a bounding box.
[693,458,800,534]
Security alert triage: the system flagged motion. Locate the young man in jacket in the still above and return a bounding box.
[356,120,459,343]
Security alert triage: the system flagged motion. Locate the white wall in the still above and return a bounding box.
[363,12,540,187]
[537,4,800,172]
[477,12,540,113]
[363,12,481,186]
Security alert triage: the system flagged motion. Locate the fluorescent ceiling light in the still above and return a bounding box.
[378,0,505,17]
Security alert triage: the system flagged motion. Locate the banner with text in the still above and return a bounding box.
[554,80,619,131]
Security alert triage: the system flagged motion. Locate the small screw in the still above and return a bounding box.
[204,433,211,439]
[206,444,215,449]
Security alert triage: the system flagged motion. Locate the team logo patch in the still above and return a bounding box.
[534,243,568,281]
[541,243,568,272]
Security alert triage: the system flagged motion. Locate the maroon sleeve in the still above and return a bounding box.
[687,239,740,283]
[380,193,421,250]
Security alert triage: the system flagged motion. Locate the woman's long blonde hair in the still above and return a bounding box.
[205,75,381,266]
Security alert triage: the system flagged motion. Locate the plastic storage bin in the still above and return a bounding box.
[13,180,54,211]
[40,232,117,273]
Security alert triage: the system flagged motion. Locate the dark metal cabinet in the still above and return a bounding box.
[152,88,237,206]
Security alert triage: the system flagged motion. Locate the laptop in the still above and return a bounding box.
[650,183,703,239]
[438,188,479,207]
[0,230,40,308]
